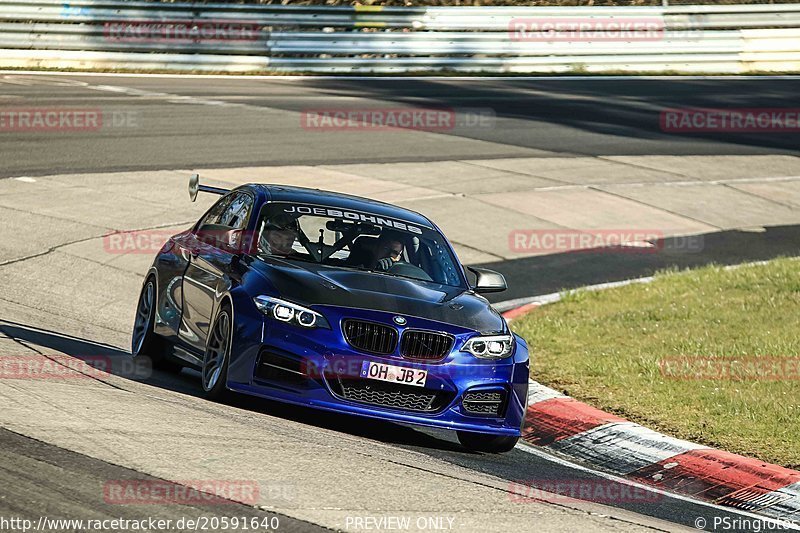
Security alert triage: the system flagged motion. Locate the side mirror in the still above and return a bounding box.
[196,225,248,255]
[468,267,507,294]
[218,228,249,255]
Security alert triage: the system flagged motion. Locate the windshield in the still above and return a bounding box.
[255,202,466,288]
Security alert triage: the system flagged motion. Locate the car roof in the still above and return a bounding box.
[253,184,435,229]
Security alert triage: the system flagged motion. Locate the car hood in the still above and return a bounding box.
[249,258,505,334]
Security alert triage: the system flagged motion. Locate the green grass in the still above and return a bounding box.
[512,258,800,468]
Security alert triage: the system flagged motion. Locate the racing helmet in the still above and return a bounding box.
[259,212,300,255]
[264,212,300,233]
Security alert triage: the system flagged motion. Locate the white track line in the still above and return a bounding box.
[495,276,654,312]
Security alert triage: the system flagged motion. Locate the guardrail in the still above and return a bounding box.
[0,0,798,73]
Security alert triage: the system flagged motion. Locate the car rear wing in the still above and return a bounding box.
[188,174,230,202]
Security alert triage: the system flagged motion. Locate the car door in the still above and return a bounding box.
[179,191,254,353]
[154,193,233,344]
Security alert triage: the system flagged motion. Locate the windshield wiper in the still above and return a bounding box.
[258,256,449,286]
[362,269,419,282]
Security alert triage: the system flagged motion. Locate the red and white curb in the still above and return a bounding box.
[501,277,800,522]
[519,381,800,521]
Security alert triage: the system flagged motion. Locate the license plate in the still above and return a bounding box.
[360,361,427,388]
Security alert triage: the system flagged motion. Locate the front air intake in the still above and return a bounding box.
[462,389,508,417]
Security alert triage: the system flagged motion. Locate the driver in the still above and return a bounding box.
[373,231,405,271]
[259,214,299,257]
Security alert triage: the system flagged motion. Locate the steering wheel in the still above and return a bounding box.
[388,261,433,282]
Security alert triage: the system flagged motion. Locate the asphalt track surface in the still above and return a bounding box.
[1,73,799,532]
[0,427,326,533]
[1,74,799,177]
[0,321,760,533]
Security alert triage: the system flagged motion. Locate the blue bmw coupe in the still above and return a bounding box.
[132,175,529,452]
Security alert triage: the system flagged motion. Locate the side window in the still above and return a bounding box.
[197,192,253,230]
[218,193,254,230]
[198,194,234,229]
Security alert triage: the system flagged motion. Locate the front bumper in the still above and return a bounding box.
[227,301,530,436]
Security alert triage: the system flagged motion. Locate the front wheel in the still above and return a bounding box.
[131,277,182,373]
[202,306,232,401]
[456,431,519,453]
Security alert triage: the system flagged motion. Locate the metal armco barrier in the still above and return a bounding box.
[0,0,798,73]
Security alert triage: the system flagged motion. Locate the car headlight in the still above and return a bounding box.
[253,296,330,329]
[462,334,514,359]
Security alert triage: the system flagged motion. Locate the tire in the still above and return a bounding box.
[131,277,182,374]
[202,304,232,401]
[456,431,519,453]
